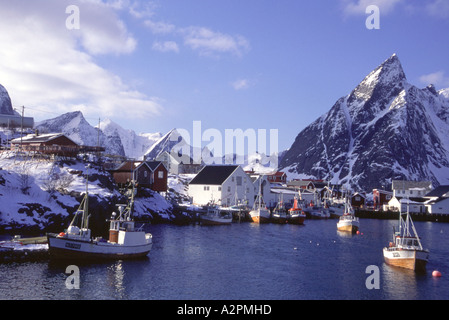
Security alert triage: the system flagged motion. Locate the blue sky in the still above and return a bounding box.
[0,0,448,152]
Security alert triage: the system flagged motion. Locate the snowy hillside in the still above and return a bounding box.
[0,155,174,234]
[280,54,449,191]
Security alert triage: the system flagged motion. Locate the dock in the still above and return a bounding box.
[0,236,49,263]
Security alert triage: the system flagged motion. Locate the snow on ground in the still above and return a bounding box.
[0,153,176,232]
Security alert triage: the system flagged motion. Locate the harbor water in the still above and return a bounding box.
[1,218,449,300]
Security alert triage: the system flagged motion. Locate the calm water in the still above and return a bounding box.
[1,219,449,300]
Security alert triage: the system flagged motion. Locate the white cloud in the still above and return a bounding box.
[231,79,250,91]
[142,14,250,58]
[182,26,250,58]
[144,19,177,34]
[152,41,180,53]
[0,0,162,121]
[419,71,449,88]
[426,0,449,18]
[341,0,403,16]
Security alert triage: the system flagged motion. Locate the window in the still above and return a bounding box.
[236,176,242,186]
[204,186,210,191]
[227,186,231,192]
[218,187,222,191]
[158,171,164,179]
[144,171,148,178]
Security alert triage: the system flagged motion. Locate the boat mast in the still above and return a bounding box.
[82,165,90,230]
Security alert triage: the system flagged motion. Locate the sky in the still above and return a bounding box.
[0,0,448,152]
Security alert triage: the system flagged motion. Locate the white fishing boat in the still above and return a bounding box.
[249,178,270,224]
[201,203,232,226]
[47,167,152,260]
[303,191,330,219]
[383,203,429,272]
[337,200,359,233]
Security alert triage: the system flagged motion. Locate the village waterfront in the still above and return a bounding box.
[1,218,449,300]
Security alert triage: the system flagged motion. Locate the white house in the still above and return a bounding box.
[391,180,432,198]
[386,197,427,213]
[188,165,257,207]
[424,185,449,214]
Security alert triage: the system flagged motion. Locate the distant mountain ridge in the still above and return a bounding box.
[280,54,449,191]
[35,111,161,159]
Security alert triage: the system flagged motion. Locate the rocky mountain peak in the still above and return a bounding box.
[0,84,14,115]
[280,54,449,191]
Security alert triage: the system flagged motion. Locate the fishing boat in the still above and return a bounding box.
[271,194,288,224]
[288,197,306,225]
[249,178,270,224]
[303,192,329,219]
[337,200,359,233]
[201,203,232,226]
[383,203,429,272]
[47,167,152,260]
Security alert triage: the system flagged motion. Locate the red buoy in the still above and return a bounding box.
[432,270,442,277]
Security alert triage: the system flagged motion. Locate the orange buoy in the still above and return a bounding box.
[356,231,360,235]
[432,270,442,277]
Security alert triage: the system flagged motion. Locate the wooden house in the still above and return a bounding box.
[266,171,287,184]
[10,133,79,157]
[110,161,168,192]
[373,189,393,210]
[351,192,366,208]
[188,165,256,207]
[424,185,449,214]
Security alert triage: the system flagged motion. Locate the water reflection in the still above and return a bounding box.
[382,263,420,300]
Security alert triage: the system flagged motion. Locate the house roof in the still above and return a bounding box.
[425,185,449,198]
[11,133,78,145]
[113,161,164,172]
[392,180,432,190]
[189,165,239,185]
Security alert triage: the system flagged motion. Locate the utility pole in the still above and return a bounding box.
[20,106,24,153]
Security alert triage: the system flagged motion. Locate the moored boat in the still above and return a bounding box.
[271,195,288,224]
[383,203,429,272]
[249,178,270,224]
[47,167,152,260]
[337,200,359,233]
[201,203,232,226]
[288,197,306,225]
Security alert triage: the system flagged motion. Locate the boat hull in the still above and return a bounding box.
[47,234,152,260]
[288,214,306,225]
[249,209,270,224]
[383,248,429,272]
[337,219,360,233]
[201,216,232,226]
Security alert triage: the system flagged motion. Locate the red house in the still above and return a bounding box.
[373,189,393,210]
[351,192,366,208]
[267,171,287,184]
[110,161,168,192]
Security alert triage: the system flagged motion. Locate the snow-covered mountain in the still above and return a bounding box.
[35,111,161,159]
[98,119,161,160]
[0,84,15,115]
[280,54,449,191]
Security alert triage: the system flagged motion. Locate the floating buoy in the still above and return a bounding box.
[432,270,442,277]
[356,231,360,235]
